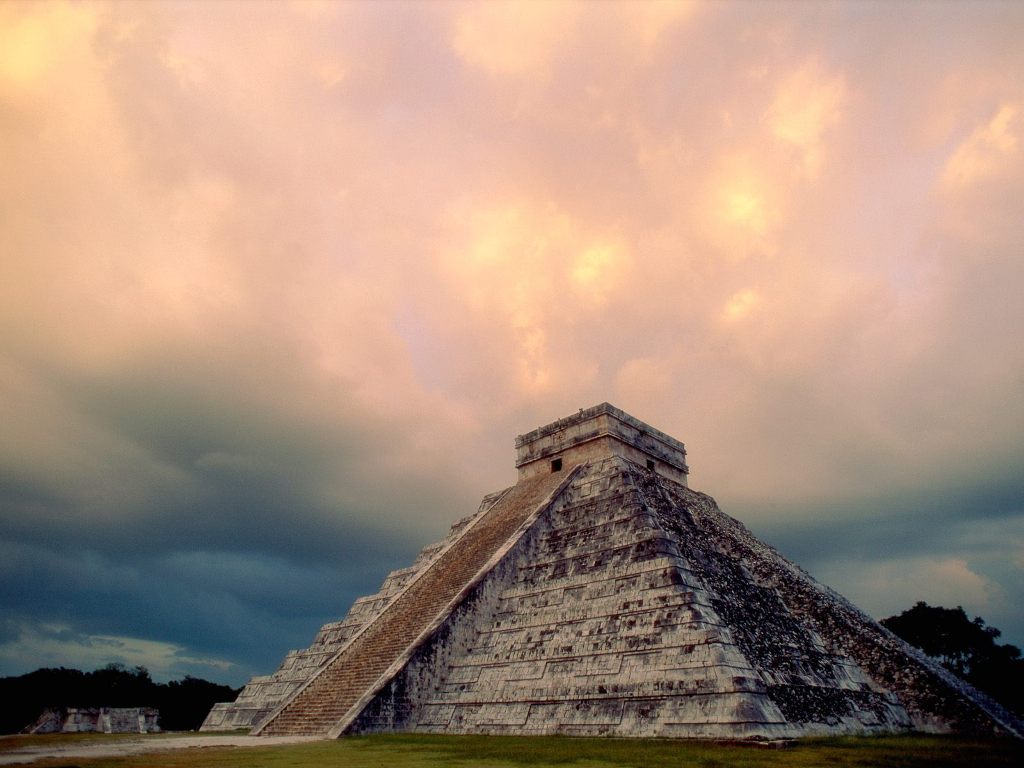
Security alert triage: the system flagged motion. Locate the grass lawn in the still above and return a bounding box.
[1,733,1021,768]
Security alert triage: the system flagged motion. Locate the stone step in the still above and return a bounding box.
[257,469,571,737]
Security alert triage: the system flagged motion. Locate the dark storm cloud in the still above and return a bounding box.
[0,532,424,683]
[743,469,1024,650]
[0,335,472,681]
[752,470,1024,564]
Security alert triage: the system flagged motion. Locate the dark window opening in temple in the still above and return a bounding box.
[551,458,563,472]
[647,459,656,471]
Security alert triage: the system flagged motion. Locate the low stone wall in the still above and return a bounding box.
[25,707,160,734]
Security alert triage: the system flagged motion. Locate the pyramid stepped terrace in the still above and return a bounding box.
[203,404,1022,740]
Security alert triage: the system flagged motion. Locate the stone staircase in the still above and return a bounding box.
[255,468,574,737]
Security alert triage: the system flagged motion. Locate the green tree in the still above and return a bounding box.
[0,665,240,733]
[882,601,1023,715]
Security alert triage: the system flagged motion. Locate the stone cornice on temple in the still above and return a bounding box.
[514,402,689,483]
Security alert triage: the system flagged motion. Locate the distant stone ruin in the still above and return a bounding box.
[25,707,160,734]
[203,404,1022,740]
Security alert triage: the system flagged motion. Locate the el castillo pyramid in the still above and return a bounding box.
[202,404,1022,740]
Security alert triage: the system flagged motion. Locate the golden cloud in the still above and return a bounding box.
[0,2,96,90]
[614,357,674,405]
[699,157,781,259]
[941,103,1020,190]
[767,60,846,177]
[721,288,761,323]
[441,201,628,393]
[451,0,580,77]
[626,0,697,50]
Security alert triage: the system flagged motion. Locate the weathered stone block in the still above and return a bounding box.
[205,406,1023,740]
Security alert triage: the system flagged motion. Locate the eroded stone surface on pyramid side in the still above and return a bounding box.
[204,403,1022,740]
[255,470,572,737]
[351,457,914,739]
[201,490,507,731]
[649,478,1020,736]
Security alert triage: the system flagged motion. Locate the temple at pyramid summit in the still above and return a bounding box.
[202,404,1022,740]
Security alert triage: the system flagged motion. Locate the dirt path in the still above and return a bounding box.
[0,734,321,765]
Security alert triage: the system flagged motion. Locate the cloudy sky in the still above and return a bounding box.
[1,0,1022,686]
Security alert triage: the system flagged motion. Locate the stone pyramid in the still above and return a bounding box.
[202,404,1022,740]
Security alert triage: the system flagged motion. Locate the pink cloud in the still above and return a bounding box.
[1,0,1023,666]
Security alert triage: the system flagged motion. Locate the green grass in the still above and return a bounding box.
[0,733,1021,768]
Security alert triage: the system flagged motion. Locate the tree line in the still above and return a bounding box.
[0,663,239,734]
[881,601,1023,716]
